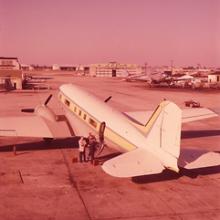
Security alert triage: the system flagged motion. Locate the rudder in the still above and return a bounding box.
[144,101,182,172]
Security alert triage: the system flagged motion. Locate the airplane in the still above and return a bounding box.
[125,71,172,85]
[125,73,150,82]
[0,83,220,178]
[126,72,195,88]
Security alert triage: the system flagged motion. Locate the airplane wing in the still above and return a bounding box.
[178,148,220,169]
[102,147,220,177]
[181,108,218,123]
[102,148,164,178]
[124,107,218,125]
[0,116,73,138]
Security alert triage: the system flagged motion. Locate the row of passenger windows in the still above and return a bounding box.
[63,97,97,128]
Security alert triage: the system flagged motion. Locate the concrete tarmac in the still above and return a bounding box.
[0,72,220,220]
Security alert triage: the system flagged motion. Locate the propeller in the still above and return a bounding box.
[21,94,53,113]
[44,94,52,106]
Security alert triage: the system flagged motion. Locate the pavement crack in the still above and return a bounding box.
[18,169,24,184]
[60,149,92,220]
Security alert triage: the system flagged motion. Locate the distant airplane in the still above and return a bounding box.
[126,73,151,82]
[126,72,195,87]
[125,71,170,84]
[0,84,219,178]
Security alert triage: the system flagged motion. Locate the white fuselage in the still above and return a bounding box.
[58,84,148,152]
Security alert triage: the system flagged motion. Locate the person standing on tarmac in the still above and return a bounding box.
[87,132,97,164]
[78,136,87,162]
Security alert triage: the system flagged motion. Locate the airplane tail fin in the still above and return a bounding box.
[144,101,182,172]
[102,101,182,177]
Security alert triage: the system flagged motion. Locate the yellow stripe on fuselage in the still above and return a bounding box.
[104,127,136,152]
[129,101,170,135]
[58,92,136,152]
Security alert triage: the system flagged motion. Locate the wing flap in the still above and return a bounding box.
[125,108,218,125]
[0,116,73,138]
[102,148,164,178]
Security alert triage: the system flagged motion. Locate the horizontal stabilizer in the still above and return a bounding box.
[182,108,218,123]
[178,148,220,169]
[102,148,164,178]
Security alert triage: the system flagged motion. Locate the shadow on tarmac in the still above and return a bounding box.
[1,137,220,184]
[132,165,220,184]
[0,137,80,152]
[95,152,121,165]
[181,130,220,139]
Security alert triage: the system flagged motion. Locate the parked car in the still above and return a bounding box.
[184,100,200,108]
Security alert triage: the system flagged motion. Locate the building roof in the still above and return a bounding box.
[208,71,220,76]
[0,57,18,60]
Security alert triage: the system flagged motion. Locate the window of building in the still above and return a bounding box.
[217,75,220,82]
[64,99,70,107]
[89,118,97,128]
[2,60,13,66]
[74,106,77,112]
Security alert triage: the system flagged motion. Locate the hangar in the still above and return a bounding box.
[208,72,220,84]
[89,62,142,77]
[0,57,23,90]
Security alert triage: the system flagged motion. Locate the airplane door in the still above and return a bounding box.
[99,122,106,143]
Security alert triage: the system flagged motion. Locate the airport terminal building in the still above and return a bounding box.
[89,62,142,77]
[208,72,220,86]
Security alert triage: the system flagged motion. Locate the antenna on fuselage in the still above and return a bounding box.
[104,96,112,103]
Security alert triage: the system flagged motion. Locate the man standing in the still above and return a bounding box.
[87,133,97,164]
[78,136,87,162]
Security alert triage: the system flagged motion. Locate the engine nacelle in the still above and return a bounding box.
[35,105,57,122]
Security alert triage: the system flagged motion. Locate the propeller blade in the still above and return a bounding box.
[104,96,112,103]
[21,108,35,113]
[44,94,52,106]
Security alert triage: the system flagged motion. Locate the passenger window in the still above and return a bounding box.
[74,106,77,112]
[79,110,82,116]
[89,118,97,128]
[64,99,70,107]
[83,114,87,120]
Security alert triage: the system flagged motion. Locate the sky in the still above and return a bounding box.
[0,0,220,66]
